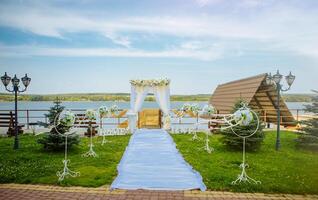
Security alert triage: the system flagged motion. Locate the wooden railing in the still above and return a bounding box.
[0,108,315,129]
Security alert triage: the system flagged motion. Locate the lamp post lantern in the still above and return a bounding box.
[1,72,31,150]
[266,70,295,150]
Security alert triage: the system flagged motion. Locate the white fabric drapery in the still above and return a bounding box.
[153,86,171,130]
[128,82,171,132]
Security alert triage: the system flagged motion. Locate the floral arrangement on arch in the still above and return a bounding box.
[130,78,170,87]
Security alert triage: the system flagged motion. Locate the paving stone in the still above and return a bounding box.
[0,184,317,200]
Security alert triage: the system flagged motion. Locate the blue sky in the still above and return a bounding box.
[0,0,317,94]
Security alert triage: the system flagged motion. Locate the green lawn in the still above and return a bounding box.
[171,131,318,194]
[0,134,130,187]
[0,131,317,194]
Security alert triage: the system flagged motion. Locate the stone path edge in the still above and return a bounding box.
[0,183,317,200]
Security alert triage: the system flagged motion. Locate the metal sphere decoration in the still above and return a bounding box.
[54,110,80,181]
[195,103,261,184]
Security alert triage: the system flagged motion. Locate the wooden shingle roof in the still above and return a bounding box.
[209,74,295,125]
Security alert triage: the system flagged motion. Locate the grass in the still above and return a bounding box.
[0,134,130,187]
[0,131,317,194]
[171,131,318,194]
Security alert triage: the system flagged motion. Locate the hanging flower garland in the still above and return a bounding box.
[130,78,170,87]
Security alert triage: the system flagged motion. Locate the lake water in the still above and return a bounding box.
[0,101,311,129]
[0,101,309,111]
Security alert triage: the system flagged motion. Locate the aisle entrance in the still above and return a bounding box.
[138,109,162,129]
[111,129,206,191]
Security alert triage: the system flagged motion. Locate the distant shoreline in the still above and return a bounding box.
[0,93,315,102]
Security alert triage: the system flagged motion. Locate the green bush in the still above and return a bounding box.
[220,100,265,151]
[296,92,318,151]
[37,99,80,151]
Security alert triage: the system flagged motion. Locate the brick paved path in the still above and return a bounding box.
[0,184,317,200]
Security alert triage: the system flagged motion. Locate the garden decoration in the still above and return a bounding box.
[195,103,261,184]
[199,104,216,152]
[228,104,261,185]
[201,131,214,153]
[82,109,98,157]
[202,105,215,116]
[130,78,170,87]
[54,110,80,181]
[98,106,109,145]
[109,104,120,117]
[190,104,200,140]
[176,103,201,139]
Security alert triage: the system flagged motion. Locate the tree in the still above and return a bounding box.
[296,91,318,151]
[220,99,265,151]
[37,98,80,151]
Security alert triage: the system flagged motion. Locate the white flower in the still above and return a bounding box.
[130,78,170,87]
[190,104,200,114]
[98,106,108,118]
[60,111,76,127]
[233,108,254,126]
[110,105,119,114]
[181,103,191,112]
[180,103,201,114]
[202,105,215,115]
[86,109,97,120]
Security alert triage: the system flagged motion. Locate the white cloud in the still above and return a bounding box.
[0,1,317,59]
[0,44,223,61]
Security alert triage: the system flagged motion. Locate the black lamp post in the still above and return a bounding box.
[1,72,31,150]
[266,70,295,150]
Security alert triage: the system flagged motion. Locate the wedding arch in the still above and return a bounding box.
[127,78,171,132]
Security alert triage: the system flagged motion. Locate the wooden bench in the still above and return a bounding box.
[0,111,24,136]
[199,113,227,133]
[74,113,98,136]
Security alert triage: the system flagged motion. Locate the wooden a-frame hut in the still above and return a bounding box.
[209,74,295,126]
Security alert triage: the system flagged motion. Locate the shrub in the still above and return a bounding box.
[296,91,318,151]
[37,99,80,151]
[219,100,265,151]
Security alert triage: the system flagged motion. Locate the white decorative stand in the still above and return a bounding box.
[230,106,261,185]
[101,131,108,145]
[201,132,213,153]
[82,125,98,157]
[195,103,261,184]
[231,137,261,185]
[57,133,80,181]
[99,119,110,146]
[54,110,80,181]
[191,131,200,141]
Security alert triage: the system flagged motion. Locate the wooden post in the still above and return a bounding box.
[26,110,30,129]
[296,109,299,121]
[99,114,102,128]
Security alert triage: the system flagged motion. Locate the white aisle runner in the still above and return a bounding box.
[111,129,206,191]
